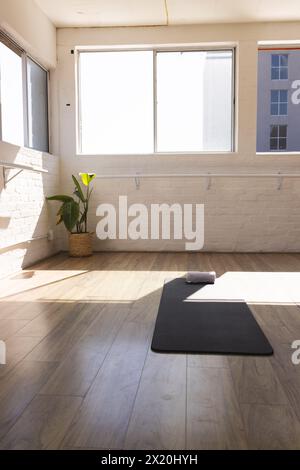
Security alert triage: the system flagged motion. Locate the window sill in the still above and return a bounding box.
[0,140,52,157]
[256,151,300,156]
[76,151,236,157]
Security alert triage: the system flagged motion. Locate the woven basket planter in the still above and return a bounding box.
[69,233,93,257]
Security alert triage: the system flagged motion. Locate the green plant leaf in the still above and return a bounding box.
[57,205,64,216]
[80,173,96,187]
[74,190,84,201]
[78,212,86,224]
[72,175,85,202]
[46,195,74,203]
[62,200,80,232]
[56,214,63,225]
[87,187,93,202]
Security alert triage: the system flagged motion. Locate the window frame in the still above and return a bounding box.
[270,89,288,116]
[25,56,50,153]
[0,30,50,153]
[271,54,288,80]
[76,46,236,156]
[270,124,288,151]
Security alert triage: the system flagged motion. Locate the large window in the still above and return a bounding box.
[0,33,49,152]
[78,49,234,154]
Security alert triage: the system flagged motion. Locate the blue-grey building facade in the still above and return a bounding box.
[257,48,300,152]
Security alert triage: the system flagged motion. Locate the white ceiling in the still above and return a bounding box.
[35,0,300,28]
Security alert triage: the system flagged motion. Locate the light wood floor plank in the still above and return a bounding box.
[40,303,131,397]
[0,300,54,321]
[0,360,58,440]
[62,320,152,449]
[124,351,186,450]
[187,367,247,450]
[269,342,300,422]
[252,304,300,344]
[0,336,44,379]
[187,354,229,369]
[25,302,101,362]
[15,302,78,338]
[241,403,300,449]
[228,356,289,405]
[0,395,82,450]
[0,318,30,340]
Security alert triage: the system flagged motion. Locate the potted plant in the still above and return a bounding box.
[47,173,96,257]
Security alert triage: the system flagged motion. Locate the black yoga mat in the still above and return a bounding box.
[151,278,273,355]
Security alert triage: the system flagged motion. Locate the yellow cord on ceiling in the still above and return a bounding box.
[164,0,169,26]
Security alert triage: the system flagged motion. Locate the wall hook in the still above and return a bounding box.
[134,173,140,190]
[206,172,212,190]
[277,171,283,191]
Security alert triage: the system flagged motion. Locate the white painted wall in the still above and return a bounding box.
[52,22,300,252]
[0,0,56,68]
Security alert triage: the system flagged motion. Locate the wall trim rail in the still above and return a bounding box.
[94,171,300,190]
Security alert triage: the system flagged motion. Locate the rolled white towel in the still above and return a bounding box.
[186,271,216,284]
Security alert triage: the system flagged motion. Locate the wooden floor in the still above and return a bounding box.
[1,252,300,450]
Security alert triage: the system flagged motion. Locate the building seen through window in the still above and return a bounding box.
[257,48,300,152]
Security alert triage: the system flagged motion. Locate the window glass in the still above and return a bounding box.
[269,125,287,150]
[27,58,49,152]
[79,51,154,154]
[271,54,288,80]
[156,50,233,152]
[270,89,288,115]
[0,41,24,146]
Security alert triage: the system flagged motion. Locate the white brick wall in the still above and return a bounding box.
[58,175,300,253]
[0,141,60,278]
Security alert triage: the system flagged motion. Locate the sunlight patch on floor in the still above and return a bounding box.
[186,271,300,305]
[0,269,89,299]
